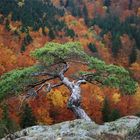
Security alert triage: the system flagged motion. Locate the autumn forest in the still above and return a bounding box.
[0,0,140,138]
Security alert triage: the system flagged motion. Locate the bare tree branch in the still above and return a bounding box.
[38,82,63,96]
[51,82,63,88]
[31,71,57,77]
[30,81,63,97]
[23,61,92,121]
[27,76,57,88]
[76,79,86,86]
[59,62,69,77]
[58,62,75,90]
[19,81,63,109]
[68,60,89,65]
[80,72,110,85]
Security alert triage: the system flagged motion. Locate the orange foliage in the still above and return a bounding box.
[0,3,140,125]
[137,7,140,16]
[7,97,21,124]
[115,34,134,66]
[82,84,103,123]
[121,10,134,21]
[132,87,140,113]
[0,44,17,74]
[130,63,140,82]
[30,96,53,124]
[29,86,74,124]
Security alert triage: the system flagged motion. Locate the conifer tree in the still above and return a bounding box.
[5,19,10,31]
[110,109,121,121]
[20,103,37,129]
[102,97,110,122]
[1,104,12,129]
[82,4,89,25]
[128,0,133,10]
[112,33,121,57]
[0,42,137,121]
[103,0,111,7]
[66,28,75,38]
[60,0,64,6]
[0,104,19,138]
[129,46,137,65]
[88,43,97,53]
[48,28,55,40]
[20,32,32,52]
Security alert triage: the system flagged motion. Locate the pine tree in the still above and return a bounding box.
[82,4,89,25]
[5,19,10,31]
[0,42,137,121]
[109,109,121,121]
[0,15,4,24]
[0,104,19,138]
[26,33,33,44]
[88,43,97,53]
[60,0,64,6]
[102,97,110,122]
[129,46,137,65]
[20,43,26,52]
[20,32,33,52]
[112,33,121,57]
[103,0,111,7]
[20,103,37,129]
[41,13,47,36]
[1,104,12,130]
[48,28,55,40]
[66,28,75,38]
[128,0,133,10]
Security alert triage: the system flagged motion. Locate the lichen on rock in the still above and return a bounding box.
[2,116,140,140]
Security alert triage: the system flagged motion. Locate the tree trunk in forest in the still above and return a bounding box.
[128,0,133,10]
[67,80,91,121]
[59,64,91,121]
[63,77,91,121]
[32,62,92,121]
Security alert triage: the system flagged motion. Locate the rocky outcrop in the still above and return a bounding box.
[2,116,140,140]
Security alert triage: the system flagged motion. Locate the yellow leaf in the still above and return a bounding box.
[112,93,121,104]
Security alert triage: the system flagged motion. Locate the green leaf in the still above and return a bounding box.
[31,42,86,65]
[0,66,39,100]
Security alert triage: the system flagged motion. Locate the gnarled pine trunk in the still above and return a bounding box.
[59,75,91,121]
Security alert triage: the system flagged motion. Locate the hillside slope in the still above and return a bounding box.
[0,0,140,132]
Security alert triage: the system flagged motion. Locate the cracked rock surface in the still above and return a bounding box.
[2,116,140,140]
